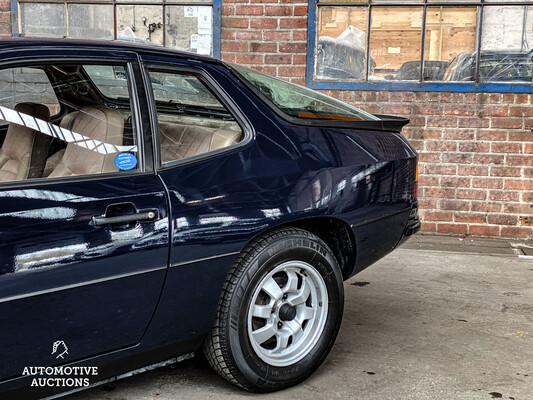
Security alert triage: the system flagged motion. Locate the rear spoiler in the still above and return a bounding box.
[371,114,410,132]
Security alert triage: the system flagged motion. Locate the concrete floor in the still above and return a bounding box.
[67,235,533,400]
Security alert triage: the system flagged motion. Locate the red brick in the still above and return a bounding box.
[508,106,532,117]
[279,43,306,53]
[294,5,308,16]
[419,152,441,163]
[503,203,532,214]
[440,200,470,211]
[472,154,504,165]
[221,30,236,40]
[442,129,475,140]
[457,166,489,176]
[250,42,277,52]
[235,30,262,40]
[250,18,278,29]
[509,131,533,142]
[437,223,468,235]
[224,42,249,52]
[507,155,533,167]
[265,54,292,64]
[491,142,522,154]
[235,5,264,15]
[265,5,293,16]
[501,227,533,238]
[472,178,503,189]
[457,189,487,200]
[476,130,507,141]
[443,106,475,116]
[515,94,531,104]
[424,211,453,222]
[424,188,456,198]
[278,66,306,77]
[455,212,486,224]
[419,176,439,186]
[469,225,500,237]
[487,214,518,226]
[504,179,532,190]
[421,222,437,233]
[440,176,470,188]
[279,18,307,29]
[459,142,490,153]
[458,118,489,128]
[235,54,264,64]
[471,201,502,213]
[489,190,520,202]
[222,5,235,15]
[424,164,457,175]
[490,166,522,177]
[479,106,508,117]
[222,18,249,28]
[442,152,473,164]
[427,116,458,128]
[491,118,522,129]
[263,30,291,41]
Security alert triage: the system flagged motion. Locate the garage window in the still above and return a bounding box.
[309,0,533,92]
[12,0,220,57]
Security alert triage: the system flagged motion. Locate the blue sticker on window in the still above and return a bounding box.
[114,153,137,171]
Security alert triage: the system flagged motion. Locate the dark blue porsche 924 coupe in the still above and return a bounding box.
[0,38,419,399]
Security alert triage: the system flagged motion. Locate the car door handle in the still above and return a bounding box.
[92,209,159,226]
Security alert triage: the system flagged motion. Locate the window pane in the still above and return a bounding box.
[20,3,65,38]
[0,64,138,182]
[316,6,368,80]
[231,63,379,121]
[83,66,129,99]
[166,6,213,55]
[117,5,164,45]
[148,70,243,164]
[426,7,477,82]
[481,6,533,83]
[68,4,114,40]
[369,7,423,81]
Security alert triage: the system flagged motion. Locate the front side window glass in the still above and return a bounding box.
[148,69,243,165]
[0,64,139,183]
[232,63,378,121]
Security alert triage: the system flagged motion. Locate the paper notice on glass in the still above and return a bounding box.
[196,34,212,55]
[190,34,199,50]
[197,7,212,36]
[184,6,198,18]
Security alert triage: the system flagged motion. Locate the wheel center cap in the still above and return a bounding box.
[279,303,297,321]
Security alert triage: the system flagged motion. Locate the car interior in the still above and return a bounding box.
[0,63,244,183]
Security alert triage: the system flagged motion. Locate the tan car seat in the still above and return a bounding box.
[159,122,242,163]
[0,102,51,182]
[48,106,124,177]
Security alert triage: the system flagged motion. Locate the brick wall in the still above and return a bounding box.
[220,0,308,85]
[0,0,10,38]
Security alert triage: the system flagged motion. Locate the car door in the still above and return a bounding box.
[0,52,169,381]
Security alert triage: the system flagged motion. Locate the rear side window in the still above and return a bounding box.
[230,63,378,121]
[147,69,243,166]
[0,63,139,183]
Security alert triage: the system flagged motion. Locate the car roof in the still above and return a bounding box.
[0,37,221,64]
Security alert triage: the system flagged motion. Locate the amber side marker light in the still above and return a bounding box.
[414,163,419,201]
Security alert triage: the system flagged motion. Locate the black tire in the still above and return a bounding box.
[203,227,344,392]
